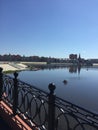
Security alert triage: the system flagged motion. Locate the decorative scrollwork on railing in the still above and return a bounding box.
[2,74,14,107]
[55,97,98,130]
[17,80,48,130]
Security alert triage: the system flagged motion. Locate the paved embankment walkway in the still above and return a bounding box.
[0,101,33,130]
[0,115,11,130]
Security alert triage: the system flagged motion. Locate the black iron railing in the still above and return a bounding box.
[0,67,98,130]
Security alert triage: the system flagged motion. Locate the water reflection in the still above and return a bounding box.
[69,65,81,74]
[30,64,67,70]
[30,64,82,75]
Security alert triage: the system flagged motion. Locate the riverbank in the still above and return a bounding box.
[0,61,97,72]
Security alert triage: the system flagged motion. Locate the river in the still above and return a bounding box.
[9,66,98,113]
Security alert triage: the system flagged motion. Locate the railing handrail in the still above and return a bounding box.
[56,96,98,115]
[4,73,48,95]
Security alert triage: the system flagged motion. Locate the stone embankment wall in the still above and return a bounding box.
[0,62,27,71]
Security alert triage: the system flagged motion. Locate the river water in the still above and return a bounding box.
[10,66,98,113]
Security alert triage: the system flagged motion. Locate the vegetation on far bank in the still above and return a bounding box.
[0,53,97,66]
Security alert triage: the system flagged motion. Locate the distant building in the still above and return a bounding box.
[69,54,77,60]
[78,54,81,62]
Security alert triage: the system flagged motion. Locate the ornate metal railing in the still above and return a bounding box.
[0,67,98,130]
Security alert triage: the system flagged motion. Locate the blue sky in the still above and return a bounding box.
[0,0,98,59]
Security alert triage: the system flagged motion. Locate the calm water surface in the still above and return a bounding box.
[12,67,98,113]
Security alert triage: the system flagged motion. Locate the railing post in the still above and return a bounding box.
[48,83,56,130]
[0,67,3,100]
[13,71,18,115]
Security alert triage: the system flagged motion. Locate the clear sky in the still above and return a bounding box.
[0,0,98,59]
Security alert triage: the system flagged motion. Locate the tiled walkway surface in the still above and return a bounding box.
[0,101,33,130]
